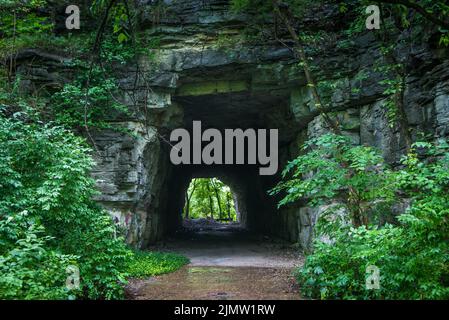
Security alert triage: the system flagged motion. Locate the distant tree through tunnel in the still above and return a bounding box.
[183,178,238,223]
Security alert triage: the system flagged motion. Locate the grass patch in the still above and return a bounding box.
[127,251,189,278]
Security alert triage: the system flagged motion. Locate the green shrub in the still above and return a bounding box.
[274,135,449,299]
[297,206,448,300]
[0,114,131,299]
[127,251,189,279]
[0,212,77,300]
[270,134,395,228]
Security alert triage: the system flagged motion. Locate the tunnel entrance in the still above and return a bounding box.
[164,163,278,236]
[133,78,309,248]
[95,75,309,249]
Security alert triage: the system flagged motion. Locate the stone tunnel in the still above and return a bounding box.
[91,69,305,249]
[87,0,449,250]
[13,0,449,251]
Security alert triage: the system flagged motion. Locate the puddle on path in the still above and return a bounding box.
[126,266,302,300]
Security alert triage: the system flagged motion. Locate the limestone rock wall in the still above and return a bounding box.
[89,122,171,247]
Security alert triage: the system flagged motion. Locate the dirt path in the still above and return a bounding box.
[126,227,304,300]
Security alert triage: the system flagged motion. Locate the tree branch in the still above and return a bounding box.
[93,0,118,53]
[376,0,449,29]
[272,0,341,134]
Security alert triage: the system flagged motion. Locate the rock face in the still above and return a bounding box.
[13,0,449,250]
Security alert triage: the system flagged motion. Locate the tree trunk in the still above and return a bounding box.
[211,180,223,220]
[377,3,412,153]
[206,182,214,220]
[272,0,340,134]
[226,192,231,221]
[184,189,190,219]
[184,179,197,219]
[272,1,368,227]
[375,0,449,29]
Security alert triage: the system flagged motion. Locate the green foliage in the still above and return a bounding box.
[297,224,402,299]
[91,0,135,44]
[0,13,52,37]
[127,251,189,279]
[50,62,128,130]
[0,113,131,299]
[372,44,406,127]
[0,0,47,9]
[440,32,449,47]
[0,1,54,59]
[0,1,165,299]
[277,136,449,299]
[270,134,395,226]
[0,211,77,299]
[185,178,237,221]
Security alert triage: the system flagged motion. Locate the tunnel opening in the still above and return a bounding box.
[135,78,306,249]
[162,160,284,243]
[183,178,239,223]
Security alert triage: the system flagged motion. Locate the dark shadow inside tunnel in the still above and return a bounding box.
[162,163,281,239]
[138,86,305,248]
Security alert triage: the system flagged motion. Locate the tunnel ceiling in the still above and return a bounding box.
[173,83,300,144]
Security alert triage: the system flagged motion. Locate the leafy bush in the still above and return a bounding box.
[127,251,189,279]
[50,69,128,131]
[274,135,449,299]
[270,134,395,227]
[0,212,77,299]
[297,202,449,300]
[0,113,131,299]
